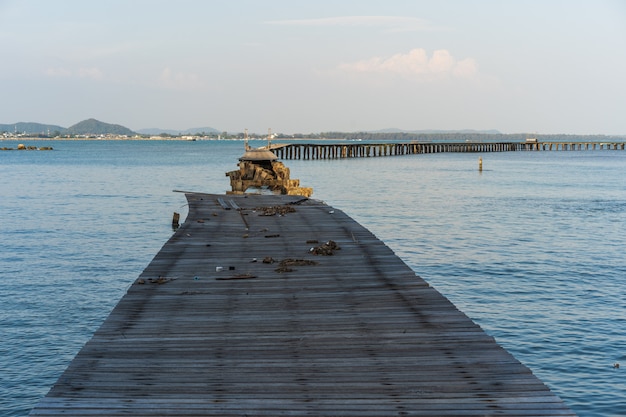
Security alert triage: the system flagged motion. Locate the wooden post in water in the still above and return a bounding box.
[478,157,483,172]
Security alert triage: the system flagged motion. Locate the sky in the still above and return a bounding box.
[1,0,625,135]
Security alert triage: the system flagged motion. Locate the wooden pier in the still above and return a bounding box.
[271,141,626,160]
[30,193,575,416]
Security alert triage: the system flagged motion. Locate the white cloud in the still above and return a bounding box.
[77,67,104,80]
[339,48,478,80]
[158,67,205,91]
[44,66,104,80]
[44,67,72,78]
[265,16,439,32]
[453,58,478,78]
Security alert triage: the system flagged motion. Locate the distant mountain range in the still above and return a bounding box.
[3,120,503,137]
[0,119,135,136]
[0,119,220,136]
[0,122,67,135]
[6,120,620,139]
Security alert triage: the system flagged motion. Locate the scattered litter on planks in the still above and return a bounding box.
[136,276,176,285]
[253,205,296,216]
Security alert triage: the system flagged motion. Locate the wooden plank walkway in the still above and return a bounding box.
[30,193,576,416]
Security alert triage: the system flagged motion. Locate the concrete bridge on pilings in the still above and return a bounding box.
[271,141,626,160]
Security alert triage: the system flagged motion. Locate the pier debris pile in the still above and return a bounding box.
[226,145,312,197]
[310,239,341,255]
[254,205,297,216]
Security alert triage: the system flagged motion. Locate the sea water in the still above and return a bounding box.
[1,140,625,416]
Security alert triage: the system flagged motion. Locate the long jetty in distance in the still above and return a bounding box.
[271,140,626,160]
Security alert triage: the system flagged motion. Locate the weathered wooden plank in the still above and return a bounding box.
[30,193,575,416]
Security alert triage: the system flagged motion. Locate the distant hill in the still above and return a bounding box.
[1,119,220,136]
[66,118,135,136]
[137,126,220,135]
[1,119,136,136]
[0,122,66,135]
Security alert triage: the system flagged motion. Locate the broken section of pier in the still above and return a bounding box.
[30,193,575,416]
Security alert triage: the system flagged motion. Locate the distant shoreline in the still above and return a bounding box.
[2,134,626,143]
[0,136,232,142]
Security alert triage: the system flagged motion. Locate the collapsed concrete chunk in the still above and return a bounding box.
[226,144,313,197]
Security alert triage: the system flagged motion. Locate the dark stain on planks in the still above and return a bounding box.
[30,193,576,416]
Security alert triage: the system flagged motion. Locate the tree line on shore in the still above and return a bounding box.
[311,132,625,142]
[4,131,624,142]
[2,118,623,142]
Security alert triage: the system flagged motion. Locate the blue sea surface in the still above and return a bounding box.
[1,140,625,416]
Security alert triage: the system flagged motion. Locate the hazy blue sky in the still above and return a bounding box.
[1,0,625,134]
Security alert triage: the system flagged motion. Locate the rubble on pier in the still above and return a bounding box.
[225,145,312,197]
